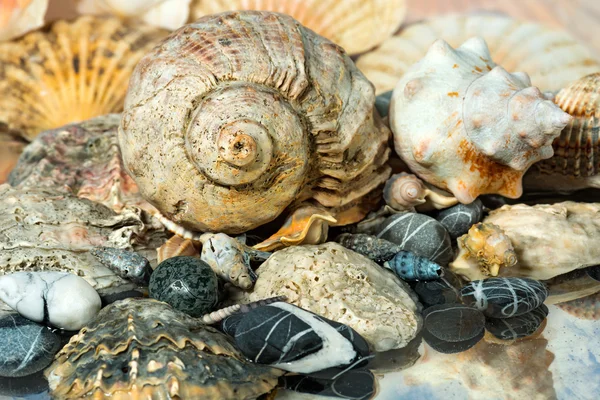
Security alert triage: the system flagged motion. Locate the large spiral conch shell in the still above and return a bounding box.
[119,11,391,235]
[0,0,47,41]
[0,16,167,141]
[525,73,600,191]
[356,14,600,95]
[189,0,407,55]
[389,37,572,204]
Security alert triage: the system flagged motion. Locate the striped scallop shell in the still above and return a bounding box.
[0,0,47,41]
[0,16,167,141]
[356,14,600,94]
[534,73,600,179]
[189,0,407,55]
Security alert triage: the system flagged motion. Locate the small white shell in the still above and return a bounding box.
[0,0,47,42]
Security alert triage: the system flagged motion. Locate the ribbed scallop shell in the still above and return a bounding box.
[534,73,600,179]
[0,0,47,41]
[119,11,391,234]
[0,16,167,141]
[189,0,407,55]
[76,0,192,30]
[45,298,282,399]
[356,14,600,94]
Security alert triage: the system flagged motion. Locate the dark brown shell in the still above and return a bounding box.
[44,298,282,399]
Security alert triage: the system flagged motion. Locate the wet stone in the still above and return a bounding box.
[414,271,462,307]
[435,198,484,239]
[0,314,61,377]
[485,304,549,341]
[461,278,549,318]
[90,247,151,285]
[375,90,393,118]
[422,326,484,354]
[377,212,453,266]
[149,256,219,317]
[279,368,376,400]
[423,304,485,342]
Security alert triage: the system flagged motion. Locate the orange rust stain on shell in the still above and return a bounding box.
[474,66,483,73]
[413,138,431,162]
[447,92,459,97]
[457,139,522,198]
[452,63,459,69]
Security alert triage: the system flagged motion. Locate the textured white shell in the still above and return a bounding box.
[389,37,571,203]
[189,0,407,55]
[357,14,600,94]
[0,0,47,41]
[76,0,192,30]
[482,202,600,280]
[242,242,422,352]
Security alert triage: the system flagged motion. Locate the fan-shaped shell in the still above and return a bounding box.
[0,0,47,41]
[44,298,282,399]
[189,0,406,55]
[0,16,167,141]
[356,14,600,95]
[526,73,600,191]
[119,11,391,235]
[75,0,192,30]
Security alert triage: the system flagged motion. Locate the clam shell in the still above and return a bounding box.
[189,0,407,55]
[76,0,192,30]
[0,0,47,41]
[357,14,600,94]
[0,16,167,141]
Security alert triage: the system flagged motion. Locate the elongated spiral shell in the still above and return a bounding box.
[0,16,168,141]
[119,11,391,234]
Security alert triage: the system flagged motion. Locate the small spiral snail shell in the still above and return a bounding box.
[384,172,458,212]
[119,11,391,235]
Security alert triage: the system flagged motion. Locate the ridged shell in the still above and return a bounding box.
[0,16,168,141]
[526,73,600,191]
[8,114,156,214]
[356,14,600,94]
[189,0,407,55]
[119,11,391,235]
[44,298,283,399]
[389,37,571,203]
[76,0,192,30]
[0,0,47,41]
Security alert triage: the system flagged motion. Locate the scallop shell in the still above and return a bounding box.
[45,298,283,399]
[525,73,600,191]
[75,0,192,30]
[119,11,391,235]
[0,16,168,141]
[189,0,407,55]
[390,37,571,203]
[356,14,600,95]
[0,0,47,41]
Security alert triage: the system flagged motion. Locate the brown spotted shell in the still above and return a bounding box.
[44,298,282,399]
[119,11,391,235]
[0,16,167,142]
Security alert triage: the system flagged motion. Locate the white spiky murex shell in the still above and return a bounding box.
[188,0,407,55]
[0,0,47,41]
[356,14,600,94]
[0,16,167,141]
[390,37,572,203]
[75,0,192,30]
[119,11,391,235]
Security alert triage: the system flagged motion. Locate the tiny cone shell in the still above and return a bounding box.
[189,0,407,54]
[0,0,47,42]
[357,14,600,94]
[0,16,168,141]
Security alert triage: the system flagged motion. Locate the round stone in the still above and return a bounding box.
[376,212,453,266]
[435,198,484,239]
[485,305,549,341]
[0,314,61,377]
[423,304,485,342]
[422,327,484,354]
[149,256,219,317]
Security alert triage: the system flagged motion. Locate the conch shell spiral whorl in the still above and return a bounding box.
[390,37,572,203]
[119,11,391,234]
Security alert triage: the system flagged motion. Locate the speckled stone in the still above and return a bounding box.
[0,314,61,377]
[375,90,393,118]
[485,305,549,340]
[461,278,549,318]
[435,199,484,239]
[149,256,218,317]
[376,212,453,266]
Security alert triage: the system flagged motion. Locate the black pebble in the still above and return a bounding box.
[586,265,600,282]
[423,304,485,342]
[435,199,483,239]
[279,368,377,400]
[422,327,484,354]
[414,271,462,307]
[485,304,549,341]
[375,91,393,118]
